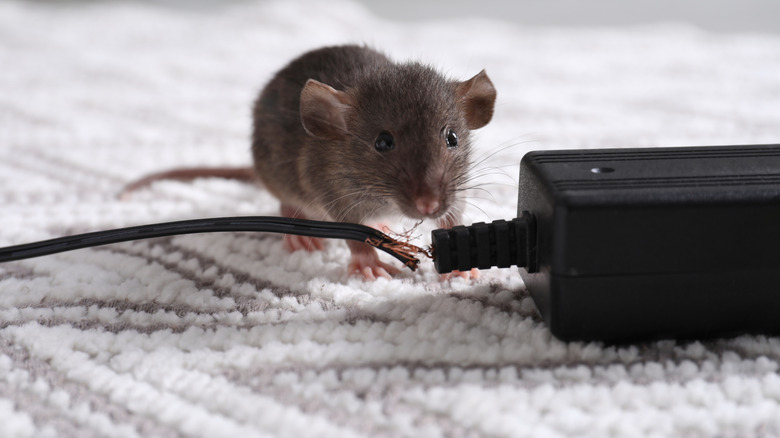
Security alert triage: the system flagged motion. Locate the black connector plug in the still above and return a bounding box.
[431,212,537,274]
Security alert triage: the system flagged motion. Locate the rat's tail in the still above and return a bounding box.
[118,167,256,199]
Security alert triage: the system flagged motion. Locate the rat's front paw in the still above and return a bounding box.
[284,234,325,252]
[347,242,399,280]
[440,268,480,281]
[348,257,399,280]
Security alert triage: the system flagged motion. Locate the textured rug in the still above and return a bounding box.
[2,1,780,437]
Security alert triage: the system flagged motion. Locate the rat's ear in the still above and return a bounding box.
[300,79,353,140]
[455,70,497,130]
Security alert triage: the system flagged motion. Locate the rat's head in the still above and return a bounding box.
[299,63,496,222]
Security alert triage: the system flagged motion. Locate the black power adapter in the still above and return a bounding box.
[433,144,780,342]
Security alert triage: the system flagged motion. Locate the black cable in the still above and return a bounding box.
[0,216,427,270]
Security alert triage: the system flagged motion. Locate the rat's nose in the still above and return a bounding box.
[415,196,441,216]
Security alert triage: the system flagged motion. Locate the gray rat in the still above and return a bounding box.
[122,45,497,279]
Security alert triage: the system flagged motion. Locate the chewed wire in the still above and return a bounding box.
[0,216,432,271]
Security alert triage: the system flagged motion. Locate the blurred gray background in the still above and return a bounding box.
[54,0,780,34]
[359,0,780,34]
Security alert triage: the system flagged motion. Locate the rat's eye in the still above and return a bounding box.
[375,131,395,151]
[445,129,458,148]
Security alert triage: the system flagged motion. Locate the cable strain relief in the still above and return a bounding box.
[431,212,537,274]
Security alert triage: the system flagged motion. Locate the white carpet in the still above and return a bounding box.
[2,1,780,437]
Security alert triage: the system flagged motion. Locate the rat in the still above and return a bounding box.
[121,45,496,280]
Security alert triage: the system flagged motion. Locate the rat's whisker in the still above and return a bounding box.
[461,200,492,221]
